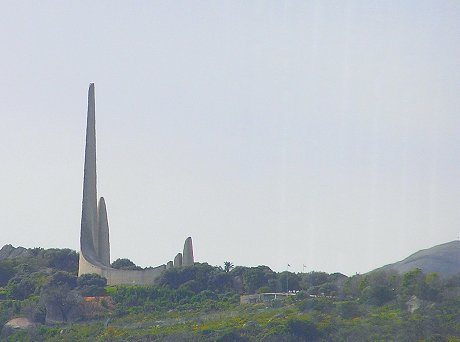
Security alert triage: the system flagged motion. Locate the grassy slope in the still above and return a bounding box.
[6,297,460,342]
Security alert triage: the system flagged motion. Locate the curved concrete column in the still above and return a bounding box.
[174,253,182,267]
[97,197,110,266]
[182,237,194,266]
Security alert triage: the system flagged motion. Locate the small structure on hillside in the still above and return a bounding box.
[240,292,296,304]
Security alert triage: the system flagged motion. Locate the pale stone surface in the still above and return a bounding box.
[1,317,35,339]
[3,318,34,329]
[406,295,421,313]
[182,237,194,266]
[174,253,182,267]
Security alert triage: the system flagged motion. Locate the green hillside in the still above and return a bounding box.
[1,244,459,341]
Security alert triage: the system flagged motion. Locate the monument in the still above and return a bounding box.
[78,83,194,285]
[183,237,194,266]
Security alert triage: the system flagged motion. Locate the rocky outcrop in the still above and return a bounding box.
[0,244,33,260]
[406,295,421,313]
[41,289,83,324]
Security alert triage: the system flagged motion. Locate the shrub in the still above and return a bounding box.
[287,318,320,340]
[0,261,16,287]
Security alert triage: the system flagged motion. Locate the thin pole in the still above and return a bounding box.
[286,264,290,293]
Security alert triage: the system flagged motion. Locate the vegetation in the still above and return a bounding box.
[110,258,142,271]
[224,261,234,273]
[1,246,460,341]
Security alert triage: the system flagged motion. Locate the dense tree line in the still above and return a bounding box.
[157,263,344,296]
[0,248,78,301]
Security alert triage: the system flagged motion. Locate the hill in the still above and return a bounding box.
[1,243,460,340]
[376,240,460,276]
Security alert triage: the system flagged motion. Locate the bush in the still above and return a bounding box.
[336,301,362,319]
[0,261,16,286]
[362,284,395,306]
[6,276,36,300]
[159,263,234,293]
[216,330,248,342]
[111,258,142,270]
[287,318,320,340]
[47,271,77,289]
[43,249,79,273]
[242,266,275,294]
[77,273,107,296]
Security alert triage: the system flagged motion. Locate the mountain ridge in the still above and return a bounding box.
[374,240,460,276]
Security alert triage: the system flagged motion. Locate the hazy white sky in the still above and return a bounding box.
[1,1,459,275]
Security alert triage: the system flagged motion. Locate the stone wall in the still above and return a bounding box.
[79,253,165,286]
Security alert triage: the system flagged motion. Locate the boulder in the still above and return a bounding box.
[1,317,35,339]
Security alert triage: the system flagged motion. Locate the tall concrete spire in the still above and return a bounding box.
[80,83,98,260]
